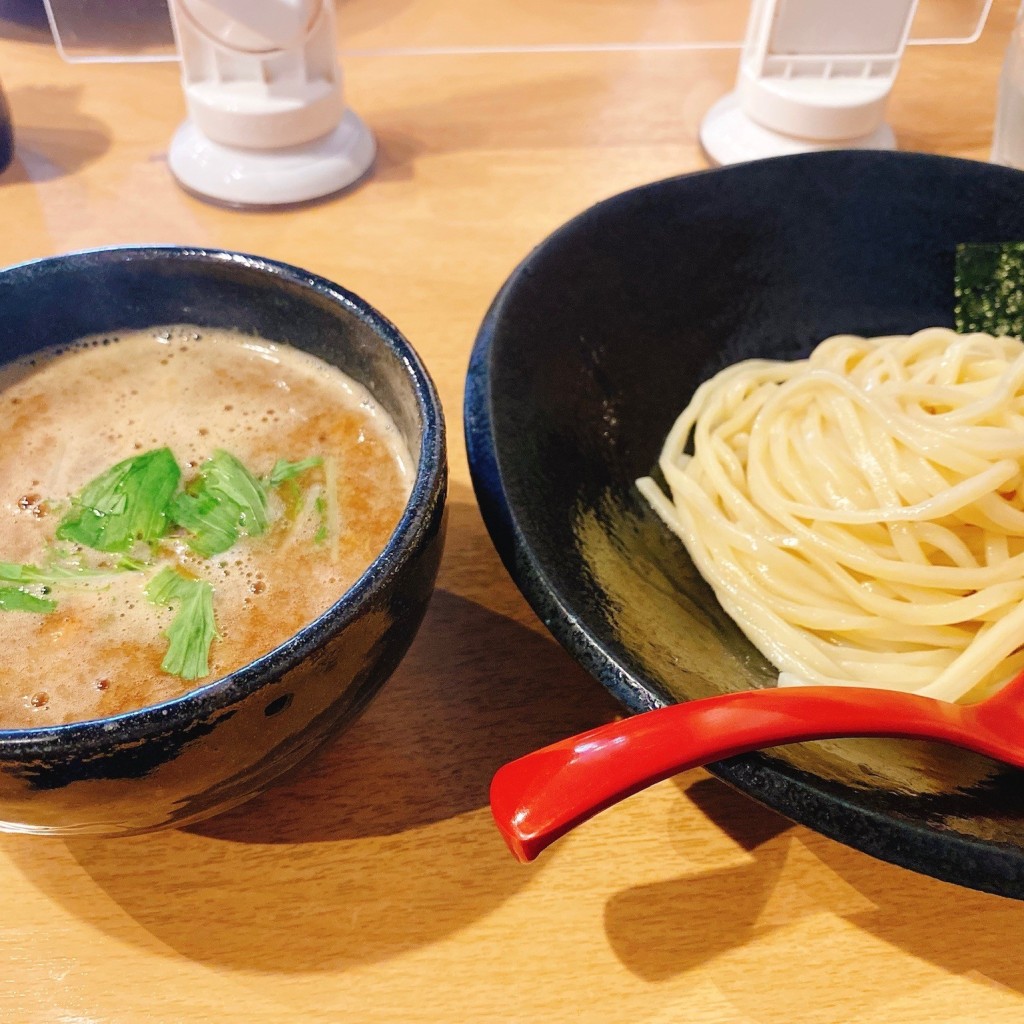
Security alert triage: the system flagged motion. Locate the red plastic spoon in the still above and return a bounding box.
[490,669,1024,862]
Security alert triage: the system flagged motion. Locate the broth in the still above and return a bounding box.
[0,326,412,727]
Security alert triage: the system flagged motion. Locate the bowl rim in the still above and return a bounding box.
[464,150,1024,899]
[0,244,446,753]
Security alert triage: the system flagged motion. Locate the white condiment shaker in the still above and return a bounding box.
[992,2,1024,168]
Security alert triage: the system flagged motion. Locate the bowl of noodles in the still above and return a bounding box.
[465,149,1024,898]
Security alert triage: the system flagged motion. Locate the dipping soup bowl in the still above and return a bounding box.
[0,245,446,835]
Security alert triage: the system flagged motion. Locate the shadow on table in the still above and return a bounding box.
[185,594,611,845]
[4,492,623,972]
[181,488,621,845]
[604,774,1024,1015]
[0,85,110,185]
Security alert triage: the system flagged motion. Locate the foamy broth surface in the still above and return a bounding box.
[0,326,412,727]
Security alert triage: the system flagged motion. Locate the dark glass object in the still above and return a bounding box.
[0,82,13,175]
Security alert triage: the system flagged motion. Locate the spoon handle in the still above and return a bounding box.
[490,685,971,862]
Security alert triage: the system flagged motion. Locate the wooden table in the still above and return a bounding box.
[1,2,1022,1021]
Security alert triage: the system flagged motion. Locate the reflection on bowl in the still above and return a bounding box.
[466,150,1024,898]
[0,245,446,835]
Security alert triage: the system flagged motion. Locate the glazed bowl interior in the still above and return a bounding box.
[466,150,1024,899]
[0,246,445,835]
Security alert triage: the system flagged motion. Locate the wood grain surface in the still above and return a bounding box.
[1,2,1023,1021]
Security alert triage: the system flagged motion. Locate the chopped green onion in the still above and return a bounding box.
[145,567,217,680]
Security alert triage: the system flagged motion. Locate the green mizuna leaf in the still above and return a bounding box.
[4,444,330,664]
[268,456,323,487]
[0,586,56,614]
[56,447,182,553]
[171,450,270,557]
[313,494,329,546]
[145,567,217,680]
[170,489,241,559]
[116,556,149,573]
[276,478,304,521]
[954,242,1024,337]
[0,560,140,586]
[205,450,269,534]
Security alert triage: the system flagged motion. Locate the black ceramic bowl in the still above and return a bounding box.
[466,150,1024,899]
[0,246,446,835]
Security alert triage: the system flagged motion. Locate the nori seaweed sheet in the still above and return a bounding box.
[954,242,1024,337]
